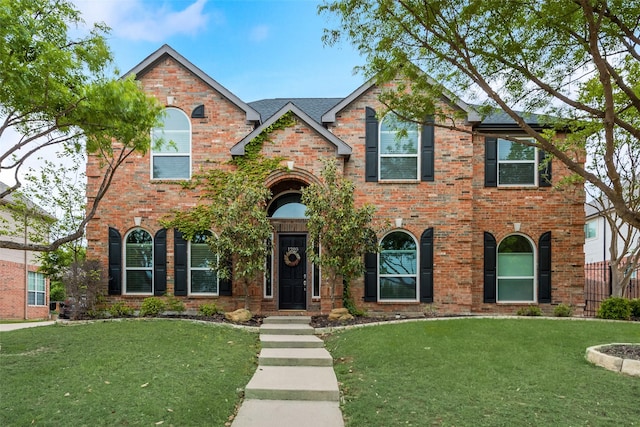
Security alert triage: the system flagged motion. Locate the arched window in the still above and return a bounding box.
[268,193,308,218]
[125,229,153,294]
[379,231,418,300]
[497,234,535,302]
[379,113,419,180]
[151,107,191,179]
[190,231,218,295]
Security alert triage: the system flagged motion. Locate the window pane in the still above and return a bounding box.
[28,292,35,305]
[499,163,535,185]
[380,251,417,275]
[271,202,308,218]
[152,130,190,153]
[191,270,218,293]
[28,272,35,291]
[498,278,534,301]
[126,243,153,268]
[498,139,534,161]
[380,277,417,299]
[153,156,190,179]
[126,270,152,293]
[191,243,214,268]
[380,131,418,155]
[380,157,418,180]
[163,108,190,129]
[498,253,534,276]
[36,292,45,306]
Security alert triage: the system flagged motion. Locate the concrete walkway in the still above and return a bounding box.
[232,316,344,427]
[0,321,55,332]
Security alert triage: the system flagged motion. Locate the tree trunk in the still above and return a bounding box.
[610,260,631,297]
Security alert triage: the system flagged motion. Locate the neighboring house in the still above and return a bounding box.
[0,182,51,320]
[86,45,585,316]
[584,201,639,292]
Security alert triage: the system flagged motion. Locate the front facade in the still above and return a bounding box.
[86,45,585,316]
[0,183,50,320]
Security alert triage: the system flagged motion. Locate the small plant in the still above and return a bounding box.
[597,297,631,320]
[165,293,185,313]
[198,303,220,317]
[630,298,640,319]
[140,297,166,317]
[108,302,134,317]
[516,306,542,316]
[553,303,573,317]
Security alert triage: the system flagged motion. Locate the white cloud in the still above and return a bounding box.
[72,0,211,42]
[249,25,270,42]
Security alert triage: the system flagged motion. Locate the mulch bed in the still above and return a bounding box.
[597,344,640,361]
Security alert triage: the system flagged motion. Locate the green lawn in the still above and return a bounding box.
[325,318,640,427]
[0,320,259,426]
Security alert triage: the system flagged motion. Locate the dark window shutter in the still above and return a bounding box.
[538,150,552,187]
[538,231,552,303]
[174,229,188,296]
[219,257,233,296]
[365,107,379,182]
[154,229,167,296]
[108,227,122,295]
[485,137,498,187]
[420,228,434,302]
[483,232,497,303]
[363,252,378,301]
[421,123,435,182]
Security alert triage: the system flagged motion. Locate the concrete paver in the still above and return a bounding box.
[0,321,55,332]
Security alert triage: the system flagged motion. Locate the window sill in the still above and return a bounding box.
[377,180,420,185]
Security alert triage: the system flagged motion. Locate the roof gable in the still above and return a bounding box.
[321,78,482,124]
[124,44,260,123]
[230,102,352,157]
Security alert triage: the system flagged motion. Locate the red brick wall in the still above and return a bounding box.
[0,260,49,320]
[86,55,585,316]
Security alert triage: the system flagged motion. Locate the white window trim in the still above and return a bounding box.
[496,233,537,304]
[150,107,192,180]
[378,114,421,182]
[264,233,274,298]
[188,232,219,296]
[312,241,321,299]
[28,271,47,306]
[378,230,420,302]
[497,138,538,187]
[123,228,154,295]
[585,220,598,240]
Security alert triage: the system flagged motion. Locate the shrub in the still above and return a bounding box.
[140,297,166,317]
[553,303,573,317]
[165,294,185,313]
[597,297,631,320]
[198,303,220,317]
[516,306,542,316]
[629,298,640,319]
[108,302,134,317]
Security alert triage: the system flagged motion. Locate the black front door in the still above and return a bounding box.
[279,234,307,310]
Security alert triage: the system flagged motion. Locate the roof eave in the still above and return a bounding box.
[123,44,261,124]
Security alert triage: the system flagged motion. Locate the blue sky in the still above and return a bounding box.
[73,0,365,101]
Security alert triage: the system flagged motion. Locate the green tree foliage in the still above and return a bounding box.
[0,0,162,251]
[164,166,274,310]
[320,0,640,229]
[301,160,381,311]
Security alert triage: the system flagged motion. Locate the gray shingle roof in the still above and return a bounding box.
[248,98,343,124]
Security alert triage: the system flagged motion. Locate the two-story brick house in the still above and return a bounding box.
[86,45,585,316]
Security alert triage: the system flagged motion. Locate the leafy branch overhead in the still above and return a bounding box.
[320,0,640,229]
[0,0,163,251]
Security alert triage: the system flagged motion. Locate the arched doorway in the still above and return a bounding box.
[267,183,309,310]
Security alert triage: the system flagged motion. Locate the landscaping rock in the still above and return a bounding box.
[328,308,353,322]
[225,309,253,323]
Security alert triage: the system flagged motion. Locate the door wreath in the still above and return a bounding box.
[284,248,301,267]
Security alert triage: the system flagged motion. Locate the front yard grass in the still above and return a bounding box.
[0,320,258,426]
[325,318,640,427]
